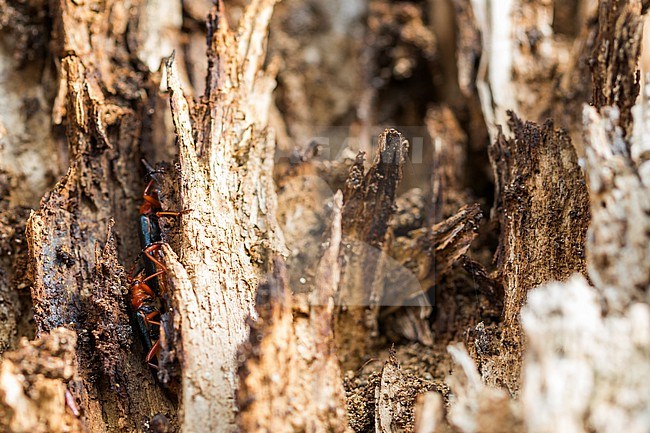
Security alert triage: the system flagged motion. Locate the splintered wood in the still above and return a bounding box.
[163,1,284,432]
[483,113,590,394]
[385,204,482,345]
[510,12,650,433]
[237,195,350,433]
[519,97,650,432]
[336,129,409,369]
[24,1,176,430]
[2,0,650,433]
[434,3,650,433]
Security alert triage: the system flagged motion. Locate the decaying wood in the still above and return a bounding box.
[484,113,590,393]
[0,1,60,355]
[336,129,408,369]
[237,193,350,433]
[162,1,284,431]
[584,106,650,308]
[345,344,446,433]
[470,0,580,142]
[0,327,82,433]
[383,204,481,345]
[2,0,650,432]
[0,209,31,355]
[426,107,469,224]
[585,0,650,309]
[521,275,650,433]
[535,0,600,156]
[452,0,481,102]
[390,204,481,296]
[449,0,491,161]
[516,95,650,426]
[374,350,436,433]
[23,0,179,429]
[590,0,644,141]
[28,214,174,431]
[446,344,523,433]
[424,3,650,432]
[390,188,426,237]
[470,0,539,139]
[413,392,445,433]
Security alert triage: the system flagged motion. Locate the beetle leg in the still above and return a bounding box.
[142,270,165,284]
[144,311,160,326]
[155,209,191,218]
[146,340,161,369]
[143,243,166,271]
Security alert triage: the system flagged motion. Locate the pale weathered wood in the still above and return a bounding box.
[471,0,570,141]
[523,90,650,427]
[2,0,650,432]
[521,275,650,433]
[446,344,522,433]
[163,1,283,431]
[418,3,650,432]
[236,193,351,433]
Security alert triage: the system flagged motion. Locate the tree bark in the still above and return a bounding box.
[0,0,649,432]
[161,1,284,430]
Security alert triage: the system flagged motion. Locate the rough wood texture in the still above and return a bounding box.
[446,344,522,433]
[0,328,83,433]
[518,96,650,430]
[237,194,351,433]
[28,216,174,431]
[24,0,179,429]
[336,129,408,369]
[413,2,650,432]
[390,204,481,294]
[471,0,560,139]
[584,105,650,308]
[0,209,31,355]
[163,1,284,431]
[374,350,436,433]
[521,275,650,433]
[547,0,598,156]
[2,0,649,432]
[383,204,482,346]
[590,0,644,141]
[584,3,649,309]
[0,0,60,355]
[485,112,590,393]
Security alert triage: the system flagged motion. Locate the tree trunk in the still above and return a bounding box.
[0,1,648,433]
